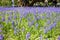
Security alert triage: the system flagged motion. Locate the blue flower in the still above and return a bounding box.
[29,9,36,14]
[46,12,51,18]
[58,36,60,40]
[35,15,40,20]
[23,13,27,18]
[44,22,56,34]
[41,16,45,19]
[44,27,48,34]
[49,22,56,30]
[40,34,42,40]
[8,16,12,20]
[26,32,30,40]
[14,15,17,19]
[28,20,34,27]
[2,17,5,21]
[34,15,38,20]
[12,21,15,26]
[47,20,51,25]
[35,23,38,28]
[0,34,3,40]
[37,16,40,20]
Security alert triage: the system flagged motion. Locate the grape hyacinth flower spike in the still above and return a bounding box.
[12,21,15,26]
[35,23,39,28]
[2,17,5,21]
[26,32,30,40]
[0,34,3,40]
[58,36,60,40]
[44,22,57,34]
[40,34,43,40]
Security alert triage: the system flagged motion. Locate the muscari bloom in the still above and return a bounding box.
[2,17,5,21]
[14,15,17,19]
[35,15,40,20]
[46,12,52,18]
[8,16,12,21]
[41,16,45,19]
[12,21,15,26]
[47,20,51,25]
[0,34,3,40]
[26,32,30,40]
[35,23,39,28]
[58,36,60,40]
[40,34,43,40]
[44,22,56,34]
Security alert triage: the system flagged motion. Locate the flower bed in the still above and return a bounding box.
[0,7,60,40]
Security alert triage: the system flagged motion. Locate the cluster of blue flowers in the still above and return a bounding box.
[0,7,60,40]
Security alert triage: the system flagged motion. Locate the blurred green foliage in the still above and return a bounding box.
[0,0,60,7]
[0,0,12,6]
[0,0,55,7]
